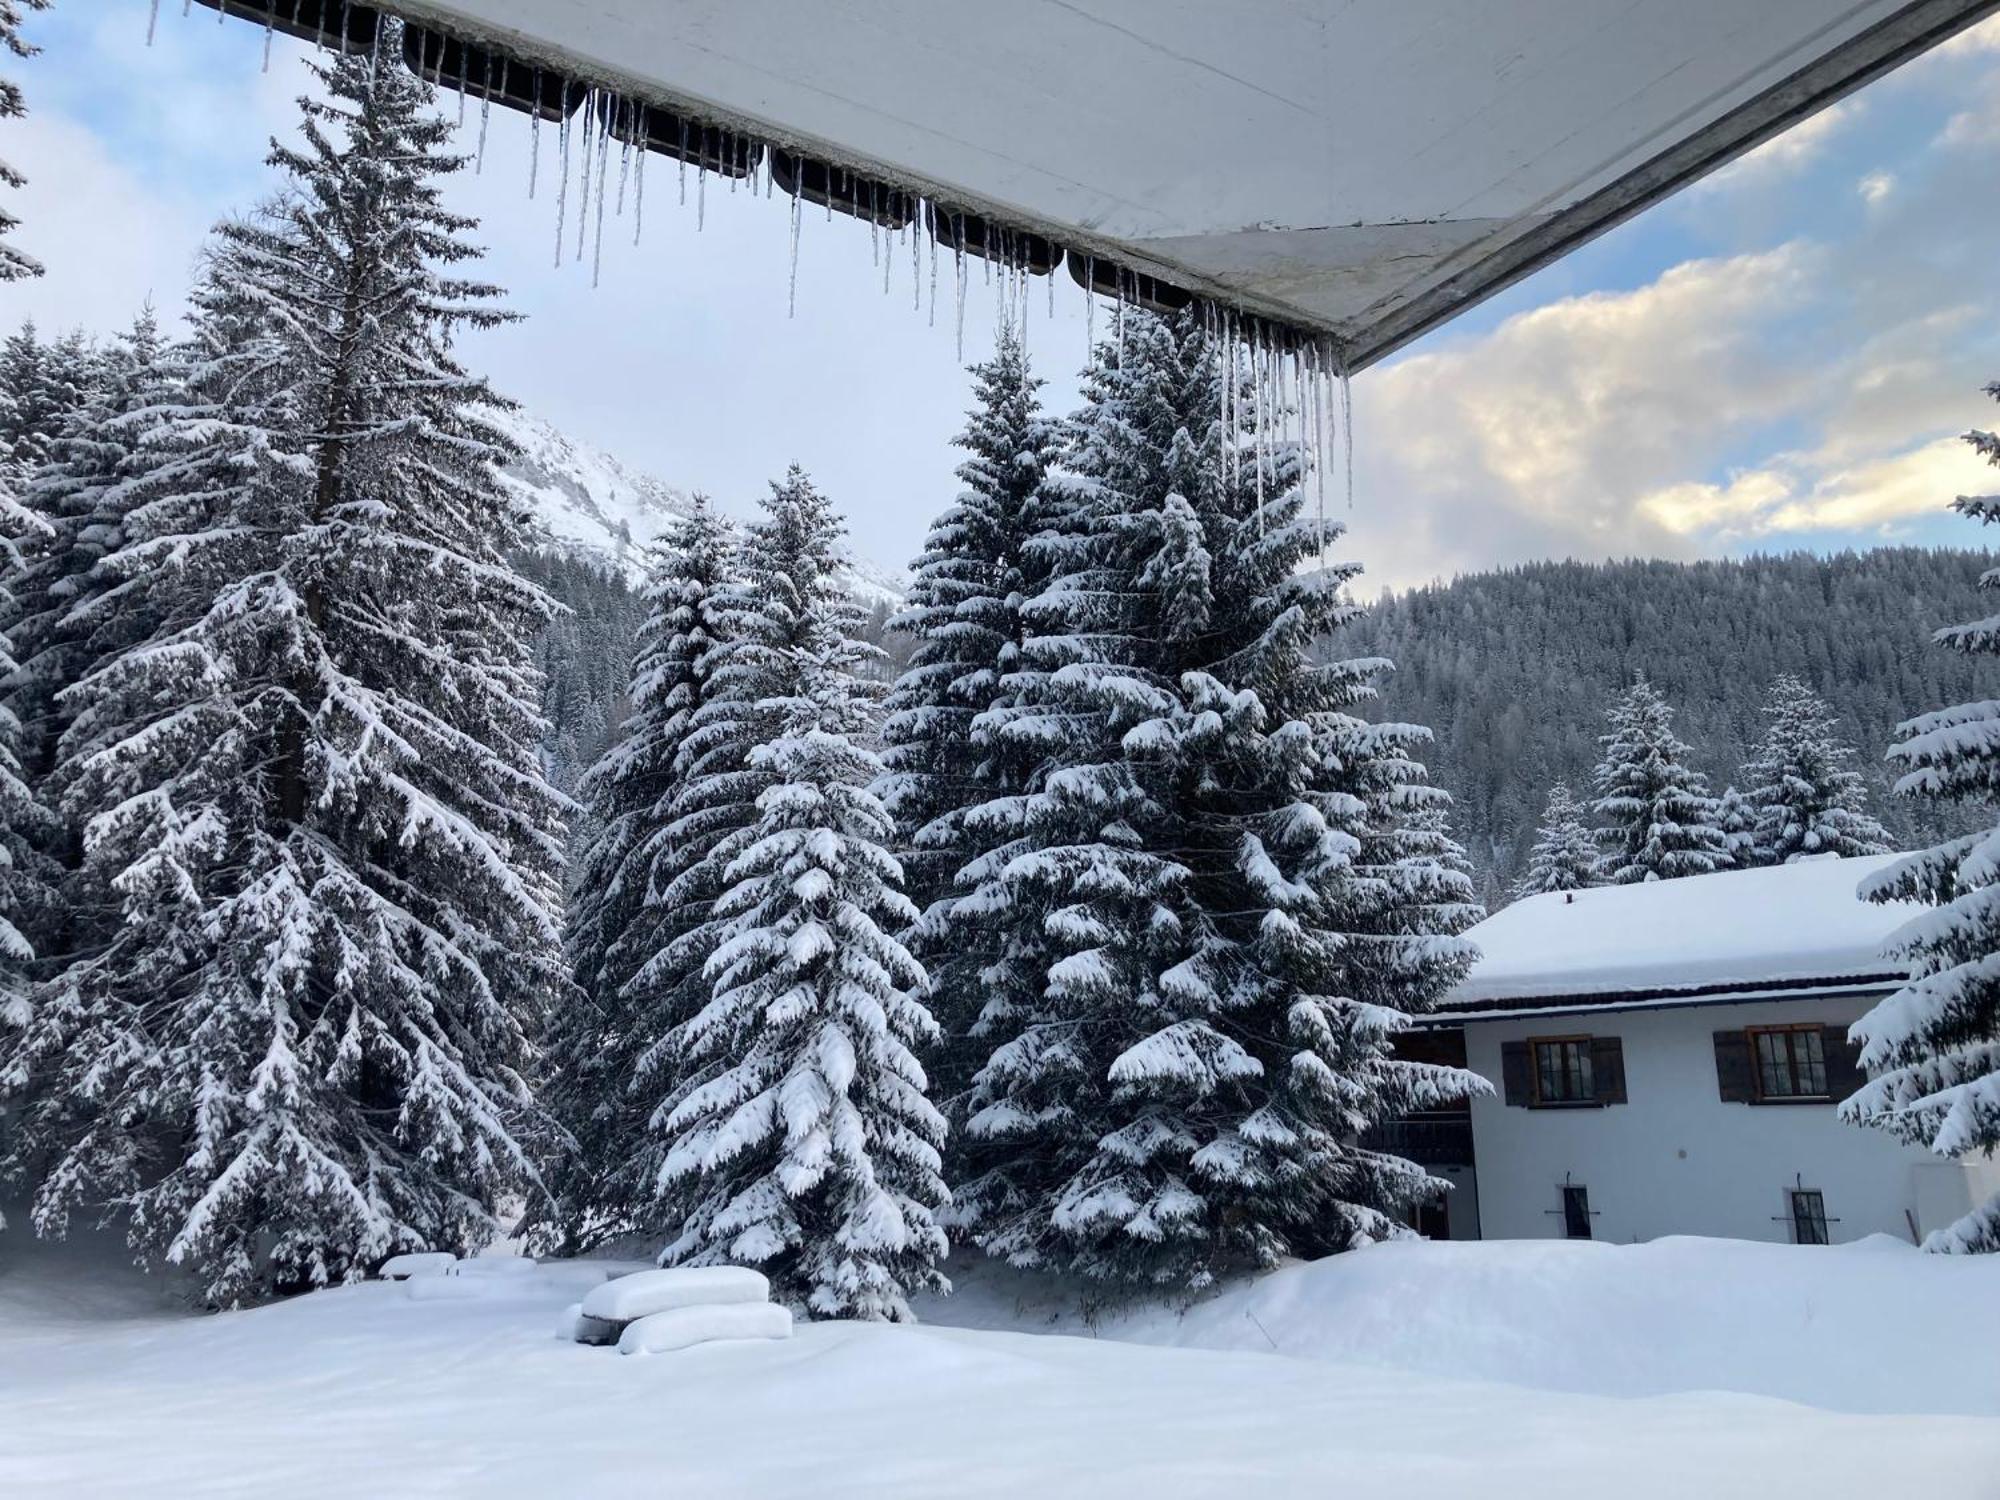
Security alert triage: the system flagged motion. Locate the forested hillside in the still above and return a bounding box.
[1350,549,1992,905]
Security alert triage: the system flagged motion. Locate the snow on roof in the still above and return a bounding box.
[1442,854,1918,1013]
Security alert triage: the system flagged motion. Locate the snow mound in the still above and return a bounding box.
[924,1234,2000,1416]
[581,1265,771,1323]
[616,1301,793,1356]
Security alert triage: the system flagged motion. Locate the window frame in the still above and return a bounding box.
[1789,1188,1829,1245]
[1528,1034,1598,1108]
[1747,1024,1830,1103]
[1561,1183,1593,1240]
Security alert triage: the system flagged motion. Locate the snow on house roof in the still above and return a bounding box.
[1441,854,1919,1016]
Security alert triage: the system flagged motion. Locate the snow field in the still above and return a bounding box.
[2,1229,1996,1497]
[616,1300,793,1355]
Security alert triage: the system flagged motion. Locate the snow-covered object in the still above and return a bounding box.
[554,1302,584,1340]
[1448,854,1913,1008]
[615,1301,793,1356]
[378,1253,458,1281]
[1741,673,1892,865]
[579,1266,769,1323]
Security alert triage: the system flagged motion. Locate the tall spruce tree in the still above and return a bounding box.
[0,469,48,1072]
[1591,678,1729,883]
[1843,388,2000,1253]
[1716,785,1758,869]
[547,501,738,1247]
[953,311,1481,1290]
[880,328,1059,1069]
[1742,673,1892,864]
[0,0,46,283]
[0,39,567,1304]
[656,469,948,1319]
[1513,781,1599,898]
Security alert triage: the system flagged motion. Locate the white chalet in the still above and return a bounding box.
[1390,855,2000,1247]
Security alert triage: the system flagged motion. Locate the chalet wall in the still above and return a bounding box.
[1460,994,1970,1246]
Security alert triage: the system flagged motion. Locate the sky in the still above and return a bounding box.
[8,2,2000,593]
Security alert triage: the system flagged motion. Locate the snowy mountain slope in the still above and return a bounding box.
[488,405,907,607]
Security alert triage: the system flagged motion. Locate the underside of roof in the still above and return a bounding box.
[332,0,2000,369]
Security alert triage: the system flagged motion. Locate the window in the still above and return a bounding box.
[1750,1026,1828,1100]
[1790,1189,1829,1245]
[1532,1037,1595,1105]
[1562,1184,1592,1240]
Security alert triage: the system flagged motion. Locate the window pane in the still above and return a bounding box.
[1536,1044,1559,1102]
[1799,1030,1826,1096]
[1570,1043,1593,1101]
[1563,1185,1591,1239]
[1756,1031,1793,1096]
[1792,1190,1828,1245]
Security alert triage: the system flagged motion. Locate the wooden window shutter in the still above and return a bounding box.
[1590,1036,1627,1104]
[1821,1026,1866,1102]
[1713,1029,1755,1102]
[1501,1041,1531,1106]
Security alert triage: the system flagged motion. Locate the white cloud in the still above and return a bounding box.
[1637,436,1994,539]
[1857,170,1895,207]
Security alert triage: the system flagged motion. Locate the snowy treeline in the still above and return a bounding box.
[1355,550,1990,904]
[1844,386,2000,1255]
[547,316,1484,1310]
[1513,674,1891,898]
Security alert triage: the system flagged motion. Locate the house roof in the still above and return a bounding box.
[382,0,1996,366]
[1440,854,1918,1018]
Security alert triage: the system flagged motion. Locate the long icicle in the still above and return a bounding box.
[529,74,543,200]
[475,55,494,174]
[632,106,649,246]
[591,98,614,286]
[787,170,803,318]
[553,101,572,269]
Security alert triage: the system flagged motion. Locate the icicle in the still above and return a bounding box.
[261,3,274,72]
[313,1,325,52]
[883,198,893,297]
[632,107,649,246]
[927,213,938,328]
[911,207,922,313]
[575,92,596,265]
[954,226,968,362]
[1253,323,1266,531]
[1338,346,1354,514]
[554,104,572,269]
[592,104,614,287]
[476,57,494,174]
[788,175,803,318]
[1085,256,1095,354]
[697,154,708,231]
[678,118,689,206]
[615,101,633,217]
[147,0,161,46]
[870,187,881,270]
[456,47,469,128]
[529,75,544,200]
[1048,258,1056,319]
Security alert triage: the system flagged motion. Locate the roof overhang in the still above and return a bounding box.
[368,0,1998,368]
[1426,976,1905,1026]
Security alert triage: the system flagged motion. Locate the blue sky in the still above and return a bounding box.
[9,3,2000,591]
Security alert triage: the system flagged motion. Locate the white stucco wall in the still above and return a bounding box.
[1460,993,1974,1246]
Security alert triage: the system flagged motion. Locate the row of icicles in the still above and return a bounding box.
[149,0,1355,560]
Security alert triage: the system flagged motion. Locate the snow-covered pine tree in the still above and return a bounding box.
[5,311,172,808]
[0,1,46,283]
[1512,780,1599,898]
[1742,673,1892,864]
[880,328,1059,1066]
[657,469,948,1320]
[0,454,49,1077]
[1716,785,1758,868]
[0,321,82,479]
[1842,388,2000,1253]
[546,499,739,1248]
[1591,678,1729,883]
[954,310,1481,1290]
[2,39,568,1304]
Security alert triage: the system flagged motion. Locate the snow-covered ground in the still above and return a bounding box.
[2,1229,1994,1498]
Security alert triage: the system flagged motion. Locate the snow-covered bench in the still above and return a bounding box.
[570,1266,773,1347]
[617,1301,792,1356]
[377,1252,458,1281]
